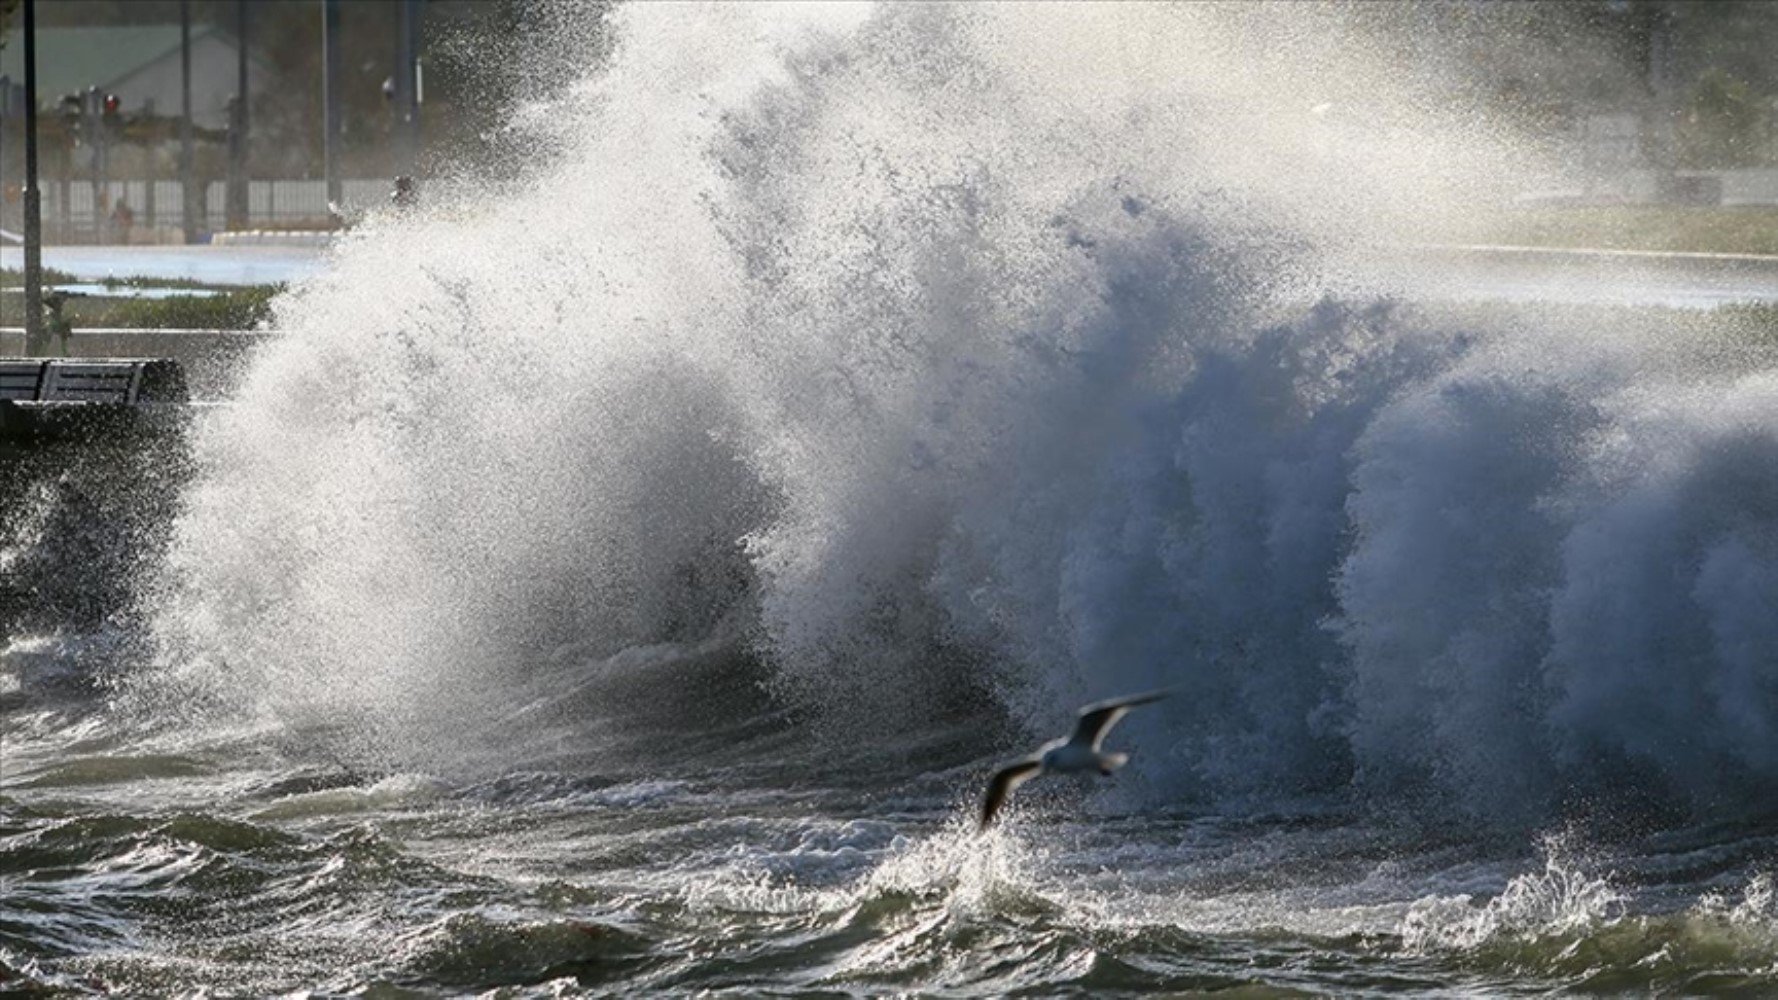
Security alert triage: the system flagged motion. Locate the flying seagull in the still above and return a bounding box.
[979,690,1169,829]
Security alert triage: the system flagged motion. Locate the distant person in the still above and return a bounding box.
[110,199,135,244]
[391,175,417,210]
[42,291,73,357]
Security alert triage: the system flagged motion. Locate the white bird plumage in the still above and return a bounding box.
[979,690,1169,829]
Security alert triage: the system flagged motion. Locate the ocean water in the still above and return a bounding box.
[6,3,1778,995]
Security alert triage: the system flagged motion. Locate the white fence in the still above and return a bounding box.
[37,179,395,236]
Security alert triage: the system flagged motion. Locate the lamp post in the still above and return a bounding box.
[180,0,196,243]
[322,0,341,209]
[226,0,249,230]
[22,0,45,355]
[392,0,420,178]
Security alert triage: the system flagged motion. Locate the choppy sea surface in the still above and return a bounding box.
[7,3,1778,995]
[6,637,1778,997]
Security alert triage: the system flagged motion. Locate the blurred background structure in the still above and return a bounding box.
[0,0,1774,244]
[0,0,608,243]
[1391,0,1778,205]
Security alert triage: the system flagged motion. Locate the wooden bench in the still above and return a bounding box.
[0,360,46,401]
[2,359,189,405]
[0,358,189,452]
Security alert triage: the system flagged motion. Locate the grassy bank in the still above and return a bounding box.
[2,269,279,330]
[1457,205,1778,256]
[1417,299,1778,358]
[1715,301,1778,348]
[60,285,281,330]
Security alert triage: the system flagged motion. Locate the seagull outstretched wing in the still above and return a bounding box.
[980,758,1043,829]
[1069,690,1169,750]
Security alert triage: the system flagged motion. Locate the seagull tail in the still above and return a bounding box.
[1096,752,1129,776]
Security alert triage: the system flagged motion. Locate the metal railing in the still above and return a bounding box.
[13,179,394,241]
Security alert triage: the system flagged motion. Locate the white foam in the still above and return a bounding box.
[127,3,1778,818]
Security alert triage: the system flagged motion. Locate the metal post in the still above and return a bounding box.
[143,99,156,229]
[0,76,7,242]
[180,0,196,242]
[23,0,46,354]
[56,132,68,240]
[406,0,422,146]
[86,87,101,243]
[322,0,341,208]
[393,0,420,177]
[226,0,249,229]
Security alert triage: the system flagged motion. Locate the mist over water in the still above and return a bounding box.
[129,2,1778,821]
